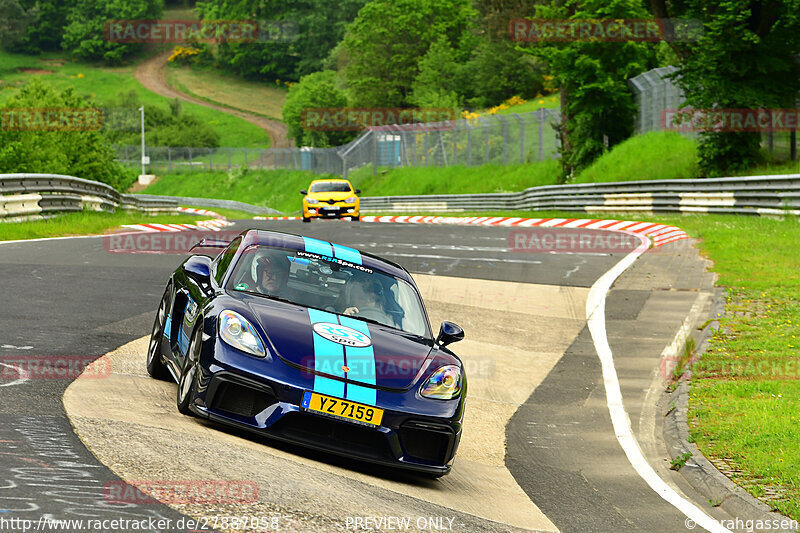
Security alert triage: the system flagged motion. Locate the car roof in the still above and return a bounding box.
[237,229,414,283]
[309,178,352,184]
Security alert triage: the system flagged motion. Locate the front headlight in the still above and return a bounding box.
[219,310,266,357]
[419,365,462,399]
[345,196,358,203]
[306,198,319,205]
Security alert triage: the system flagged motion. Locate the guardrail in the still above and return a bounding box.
[0,174,178,220]
[359,174,800,216]
[131,194,284,216]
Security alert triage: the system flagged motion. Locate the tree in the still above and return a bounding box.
[282,70,354,147]
[651,0,800,176]
[341,0,477,107]
[61,0,163,64]
[196,0,365,81]
[518,0,655,180]
[0,79,133,190]
[0,0,39,49]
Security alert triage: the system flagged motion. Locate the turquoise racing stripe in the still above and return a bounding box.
[302,237,333,257]
[307,309,345,397]
[339,316,377,405]
[332,244,362,265]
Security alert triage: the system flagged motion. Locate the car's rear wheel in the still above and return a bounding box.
[146,288,172,381]
[177,326,202,416]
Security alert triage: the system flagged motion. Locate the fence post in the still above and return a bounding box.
[167,147,172,172]
[498,115,508,165]
[480,116,489,164]
[208,148,213,170]
[424,131,430,167]
[538,108,544,161]
[466,121,472,167]
[373,131,378,176]
[244,148,248,168]
[512,113,524,163]
[792,128,797,161]
[188,147,193,171]
[452,122,458,165]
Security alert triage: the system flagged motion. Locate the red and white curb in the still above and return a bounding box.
[121,219,233,233]
[252,215,688,247]
[177,206,227,219]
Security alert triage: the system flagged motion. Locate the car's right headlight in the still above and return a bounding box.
[219,310,266,357]
[345,196,358,203]
[306,198,319,205]
[419,365,462,399]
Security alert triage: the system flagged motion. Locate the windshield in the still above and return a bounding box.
[226,245,430,337]
[310,181,352,193]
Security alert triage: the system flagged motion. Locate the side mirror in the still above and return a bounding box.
[355,189,362,194]
[435,321,464,347]
[300,190,308,195]
[182,255,212,284]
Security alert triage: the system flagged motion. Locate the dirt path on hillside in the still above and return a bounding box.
[134,51,291,148]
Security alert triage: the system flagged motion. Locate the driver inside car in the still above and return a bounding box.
[254,254,300,303]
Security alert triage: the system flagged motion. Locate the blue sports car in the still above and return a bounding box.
[146,229,466,477]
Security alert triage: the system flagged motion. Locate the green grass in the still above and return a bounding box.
[167,64,287,120]
[0,210,200,241]
[0,50,270,148]
[573,131,699,182]
[140,160,562,214]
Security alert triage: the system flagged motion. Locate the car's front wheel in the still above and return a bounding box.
[177,326,202,416]
[146,287,172,381]
[302,216,311,223]
[350,215,360,221]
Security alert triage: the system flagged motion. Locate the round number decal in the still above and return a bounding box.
[312,322,371,348]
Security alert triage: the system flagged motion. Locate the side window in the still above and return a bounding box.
[214,237,241,285]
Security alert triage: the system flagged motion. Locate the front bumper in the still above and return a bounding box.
[190,349,462,476]
[304,203,359,219]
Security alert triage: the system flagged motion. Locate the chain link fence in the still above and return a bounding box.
[629,66,798,161]
[114,108,560,176]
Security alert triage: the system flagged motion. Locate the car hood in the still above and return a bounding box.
[307,191,355,202]
[244,297,435,390]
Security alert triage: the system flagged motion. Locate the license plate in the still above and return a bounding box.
[322,207,338,211]
[301,391,383,427]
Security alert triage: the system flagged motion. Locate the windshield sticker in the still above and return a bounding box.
[234,283,249,291]
[296,250,373,274]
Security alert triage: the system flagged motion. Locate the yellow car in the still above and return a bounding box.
[300,179,361,222]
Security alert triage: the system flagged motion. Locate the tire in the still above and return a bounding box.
[146,288,172,381]
[302,216,311,223]
[350,216,360,222]
[177,326,202,416]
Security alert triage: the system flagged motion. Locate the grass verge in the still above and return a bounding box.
[166,65,287,120]
[139,160,563,214]
[0,210,200,241]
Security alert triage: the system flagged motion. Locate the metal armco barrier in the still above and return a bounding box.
[359,174,800,216]
[0,174,177,220]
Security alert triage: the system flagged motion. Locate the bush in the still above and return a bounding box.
[282,70,354,147]
[0,78,132,190]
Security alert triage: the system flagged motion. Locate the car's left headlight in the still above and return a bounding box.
[219,310,266,357]
[345,196,358,203]
[419,365,462,399]
[306,198,319,205]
